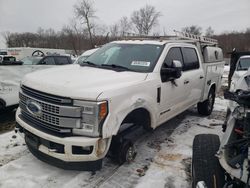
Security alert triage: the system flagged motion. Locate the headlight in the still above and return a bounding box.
[232,106,245,120]
[73,100,108,136]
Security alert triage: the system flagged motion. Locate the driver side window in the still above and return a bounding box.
[163,47,183,68]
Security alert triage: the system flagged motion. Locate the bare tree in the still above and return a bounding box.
[205,26,214,37]
[246,28,250,34]
[182,25,202,35]
[119,16,131,36]
[131,5,161,35]
[74,0,96,48]
[109,23,119,38]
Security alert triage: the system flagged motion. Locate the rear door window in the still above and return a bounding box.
[182,48,199,71]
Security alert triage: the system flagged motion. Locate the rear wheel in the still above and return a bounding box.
[192,134,225,188]
[198,88,215,115]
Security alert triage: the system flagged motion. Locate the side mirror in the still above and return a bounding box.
[172,60,182,79]
[161,60,183,82]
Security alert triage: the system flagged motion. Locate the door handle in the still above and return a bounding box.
[184,80,189,84]
[199,76,204,79]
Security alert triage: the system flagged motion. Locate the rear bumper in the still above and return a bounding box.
[16,108,111,170]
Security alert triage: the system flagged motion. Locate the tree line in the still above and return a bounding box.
[2,0,250,56]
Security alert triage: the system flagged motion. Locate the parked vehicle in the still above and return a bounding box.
[230,55,250,90]
[15,32,225,170]
[74,48,99,64]
[192,68,250,188]
[0,54,72,110]
[0,55,16,64]
[0,47,68,60]
[228,51,250,89]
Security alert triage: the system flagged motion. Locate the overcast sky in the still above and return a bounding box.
[0,0,249,48]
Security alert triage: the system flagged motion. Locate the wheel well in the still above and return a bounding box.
[121,108,151,129]
[210,84,216,93]
[0,98,6,110]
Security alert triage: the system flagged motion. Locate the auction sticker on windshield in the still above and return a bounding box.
[131,61,151,67]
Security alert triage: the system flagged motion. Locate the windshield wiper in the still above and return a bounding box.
[80,61,98,67]
[100,64,131,71]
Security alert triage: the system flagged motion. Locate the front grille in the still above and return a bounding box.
[20,92,60,115]
[21,111,71,134]
[19,85,82,136]
[19,112,72,137]
[21,85,72,105]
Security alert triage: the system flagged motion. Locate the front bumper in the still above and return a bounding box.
[16,108,111,170]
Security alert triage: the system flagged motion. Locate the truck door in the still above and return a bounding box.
[158,47,191,125]
[181,47,204,106]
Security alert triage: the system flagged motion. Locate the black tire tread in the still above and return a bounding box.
[192,134,225,188]
[198,88,215,116]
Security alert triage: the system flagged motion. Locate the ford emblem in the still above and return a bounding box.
[26,100,42,117]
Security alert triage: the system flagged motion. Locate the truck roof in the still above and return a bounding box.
[239,55,250,59]
[114,31,218,47]
[112,40,199,46]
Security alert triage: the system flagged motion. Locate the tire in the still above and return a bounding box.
[117,140,136,164]
[198,88,215,116]
[32,50,45,57]
[192,134,225,188]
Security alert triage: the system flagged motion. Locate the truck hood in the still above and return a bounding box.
[22,64,148,100]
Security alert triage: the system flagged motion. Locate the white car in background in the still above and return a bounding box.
[230,55,250,91]
[74,48,99,64]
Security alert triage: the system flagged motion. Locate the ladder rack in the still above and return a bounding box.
[121,30,218,46]
[173,30,218,45]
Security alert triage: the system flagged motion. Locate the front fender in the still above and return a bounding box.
[101,94,158,138]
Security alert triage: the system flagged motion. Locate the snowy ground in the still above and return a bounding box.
[0,97,227,188]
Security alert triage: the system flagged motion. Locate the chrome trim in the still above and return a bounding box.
[20,102,80,128]
[19,91,81,117]
[20,111,71,134]
[196,181,207,188]
[21,85,72,104]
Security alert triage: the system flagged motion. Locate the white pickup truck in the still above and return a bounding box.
[16,33,225,170]
[230,55,250,91]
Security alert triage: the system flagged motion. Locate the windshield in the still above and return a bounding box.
[81,43,164,72]
[75,55,88,64]
[21,56,42,65]
[237,58,250,71]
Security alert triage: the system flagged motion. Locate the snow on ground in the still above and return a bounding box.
[0,98,227,188]
[136,98,227,188]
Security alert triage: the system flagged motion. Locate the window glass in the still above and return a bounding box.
[182,48,199,71]
[55,57,70,65]
[21,57,42,65]
[237,58,250,71]
[163,47,183,68]
[40,57,56,65]
[84,43,164,72]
